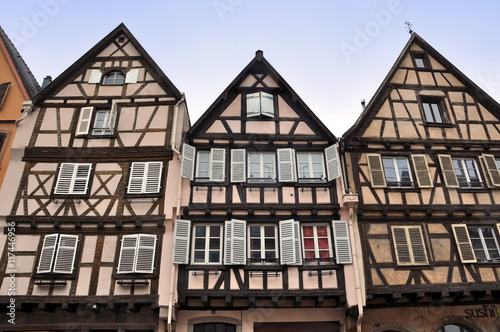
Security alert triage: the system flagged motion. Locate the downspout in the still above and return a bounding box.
[15,101,34,126]
[170,93,185,154]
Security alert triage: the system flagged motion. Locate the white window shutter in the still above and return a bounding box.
[53,234,79,273]
[180,144,196,180]
[54,163,76,194]
[260,92,274,117]
[224,219,246,265]
[37,234,58,273]
[88,69,102,83]
[411,154,433,188]
[438,154,459,188]
[224,220,232,265]
[108,101,118,135]
[481,154,500,187]
[135,234,156,273]
[117,235,138,273]
[280,219,301,265]
[277,148,296,182]
[452,224,477,263]
[246,92,261,117]
[325,145,340,181]
[210,148,226,182]
[366,153,387,188]
[332,220,352,264]
[173,219,192,264]
[230,149,246,182]
[72,163,92,194]
[125,68,140,83]
[127,162,146,194]
[76,106,94,136]
[144,162,163,193]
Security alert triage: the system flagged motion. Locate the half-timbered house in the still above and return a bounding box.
[173,50,361,332]
[0,23,189,332]
[343,33,500,331]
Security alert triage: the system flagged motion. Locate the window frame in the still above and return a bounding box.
[419,96,450,125]
[53,162,93,196]
[75,101,118,138]
[301,224,334,265]
[102,70,125,86]
[36,233,79,275]
[296,152,326,183]
[117,234,157,274]
[191,224,223,265]
[412,52,430,69]
[126,161,164,196]
[452,157,483,189]
[382,156,414,188]
[246,91,275,118]
[391,225,429,266]
[248,224,279,265]
[247,152,276,183]
[468,226,500,262]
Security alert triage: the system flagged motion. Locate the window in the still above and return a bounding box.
[382,157,413,188]
[452,224,500,263]
[53,163,92,195]
[37,234,79,274]
[127,161,163,195]
[248,152,275,183]
[421,97,449,124]
[246,91,274,117]
[103,71,125,85]
[248,225,278,264]
[192,225,222,264]
[0,82,10,109]
[75,101,117,137]
[413,52,428,69]
[117,234,157,273]
[180,144,225,182]
[302,225,333,264]
[196,151,210,180]
[391,226,428,266]
[452,158,483,188]
[297,152,326,183]
[478,154,500,188]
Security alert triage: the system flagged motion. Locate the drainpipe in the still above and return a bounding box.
[15,101,34,126]
[170,93,185,154]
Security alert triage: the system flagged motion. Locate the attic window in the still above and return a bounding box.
[118,36,125,43]
[413,52,429,69]
[103,71,125,85]
[0,82,10,109]
[246,91,274,118]
[420,97,449,124]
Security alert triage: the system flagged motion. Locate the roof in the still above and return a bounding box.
[0,26,41,98]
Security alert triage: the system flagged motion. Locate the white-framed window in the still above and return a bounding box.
[382,157,413,188]
[196,151,211,180]
[413,52,428,69]
[37,234,79,274]
[421,97,449,124]
[302,224,333,264]
[117,234,157,273]
[127,161,163,194]
[75,101,117,137]
[180,144,225,182]
[452,157,483,188]
[452,224,500,263]
[391,225,428,266]
[192,224,223,264]
[246,91,274,118]
[53,162,92,195]
[248,225,278,264]
[248,152,275,183]
[103,71,125,85]
[297,152,326,183]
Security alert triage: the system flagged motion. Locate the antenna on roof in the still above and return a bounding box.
[405,21,414,34]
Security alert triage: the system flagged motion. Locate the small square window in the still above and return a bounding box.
[420,97,449,124]
[413,52,428,69]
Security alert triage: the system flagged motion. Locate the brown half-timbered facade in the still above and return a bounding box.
[0,24,188,332]
[343,33,500,332]
[173,50,361,332]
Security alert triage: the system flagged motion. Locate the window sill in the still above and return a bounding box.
[34,279,68,286]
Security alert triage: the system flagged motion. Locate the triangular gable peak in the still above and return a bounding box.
[189,50,335,144]
[344,33,500,142]
[33,23,181,103]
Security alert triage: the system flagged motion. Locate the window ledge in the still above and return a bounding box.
[34,279,68,286]
[117,279,150,285]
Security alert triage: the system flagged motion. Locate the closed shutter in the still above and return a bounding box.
[366,153,386,188]
[260,92,274,117]
[125,68,139,83]
[76,106,94,136]
[127,162,146,194]
[108,101,118,135]
[37,234,58,273]
[438,154,459,188]
[88,69,102,83]
[210,148,226,182]
[325,145,340,181]
[135,234,156,273]
[144,162,163,193]
[332,220,352,264]
[73,163,92,194]
[277,148,296,182]
[392,226,412,265]
[280,219,301,265]
[480,154,500,187]
[246,92,261,117]
[408,226,428,264]
[180,144,196,180]
[452,224,477,263]
[230,149,246,182]
[411,154,433,188]
[54,163,92,195]
[172,219,191,264]
[117,235,138,273]
[53,234,79,273]
[224,219,246,265]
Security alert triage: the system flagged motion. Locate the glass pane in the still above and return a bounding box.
[250,226,261,237]
[265,239,276,250]
[303,238,315,250]
[251,239,261,249]
[193,251,205,262]
[431,103,443,123]
[210,226,220,237]
[208,251,220,263]
[422,103,433,122]
[317,226,328,237]
[209,238,220,250]
[194,238,205,250]
[318,238,330,250]
[264,226,275,237]
[302,226,314,238]
[195,226,206,237]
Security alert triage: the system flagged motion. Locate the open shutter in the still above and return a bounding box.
[144,162,163,193]
[37,234,58,273]
[224,219,246,265]
[107,101,118,134]
[117,235,138,273]
[246,92,261,117]
[277,148,296,182]
[280,219,301,265]
[408,226,428,265]
[125,68,139,83]
[411,154,433,188]
[366,154,387,188]
[135,234,156,273]
[54,163,76,194]
[53,234,79,273]
[438,154,459,188]
[72,163,92,194]
[480,154,500,187]
[452,224,477,263]
[392,226,411,265]
[210,148,226,182]
[180,144,196,180]
[172,219,192,264]
[75,106,94,136]
[230,149,246,182]
[88,69,102,83]
[260,92,274,117]
[325,145,340,181]
[332,220,352,264]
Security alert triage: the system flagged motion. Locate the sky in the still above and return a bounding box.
[1,1,500,137]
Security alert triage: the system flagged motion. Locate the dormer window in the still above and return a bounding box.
[103,71,125,85]
[413,52,429,69]
[246,91,274,118]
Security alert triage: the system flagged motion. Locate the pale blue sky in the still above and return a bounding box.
[1,1,500,136]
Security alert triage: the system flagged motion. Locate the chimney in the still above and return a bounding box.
[41,76,52,89]
[255,50,263,60]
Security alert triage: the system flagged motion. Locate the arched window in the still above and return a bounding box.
[439,324,475,332]
[102,71,125,85]
[194,323,236,332]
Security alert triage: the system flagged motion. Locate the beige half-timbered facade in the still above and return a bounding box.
[343,33,500,332]
[0,24,188,332]
[173,51,361,332]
